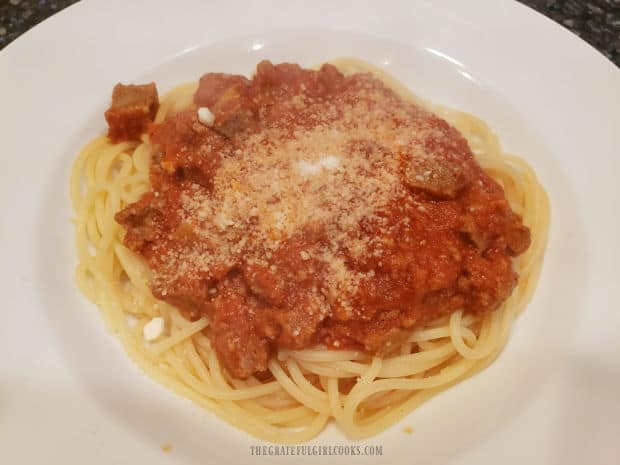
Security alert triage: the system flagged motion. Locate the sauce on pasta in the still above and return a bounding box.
[112,61,530,379]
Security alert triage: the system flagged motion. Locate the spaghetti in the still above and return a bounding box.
[70,59,549,442]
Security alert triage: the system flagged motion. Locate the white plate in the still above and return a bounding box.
[1,0,619,464]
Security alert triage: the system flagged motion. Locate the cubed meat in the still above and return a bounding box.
[114,192,164,252]
[105,83,159,142]
[403,154,472,198]
[211,275,272,379]
[194,73,256,138]
[149,109,227,186]
[402,117,475,198]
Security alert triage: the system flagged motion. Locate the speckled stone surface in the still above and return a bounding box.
[0,0,79,50]
[0,0,619,67]
[520,0,620,64]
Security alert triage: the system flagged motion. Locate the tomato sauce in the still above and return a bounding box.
[114,61,530,378]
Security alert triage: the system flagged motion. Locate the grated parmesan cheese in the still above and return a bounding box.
[152,72,462,308]
[296,155,341,176]
[143,317,165,341]
[197,107,215,126]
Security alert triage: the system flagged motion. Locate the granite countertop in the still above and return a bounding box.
[1,0,619,66]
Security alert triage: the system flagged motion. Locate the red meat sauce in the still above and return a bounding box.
[110,61,530,379]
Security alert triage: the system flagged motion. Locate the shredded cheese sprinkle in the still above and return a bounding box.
[143,317,165,341]
[197,107,215,126]
[152,74,467,311]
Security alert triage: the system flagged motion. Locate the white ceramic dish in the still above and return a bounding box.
[1,1,619,464]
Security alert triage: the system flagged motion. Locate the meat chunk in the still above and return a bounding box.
[105,83,159,142]
[402,117,474,198]
[458,248,518,313]
[151,258,214,322]
[242,237,330,350]
[253,61,346,97]
[194,73,256,138]
[459,194,531,255]
[211,275,271,378]
[150,110,226,186]
[404,156,471,198]
[114,192,164,252]
[252,61,347,125]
